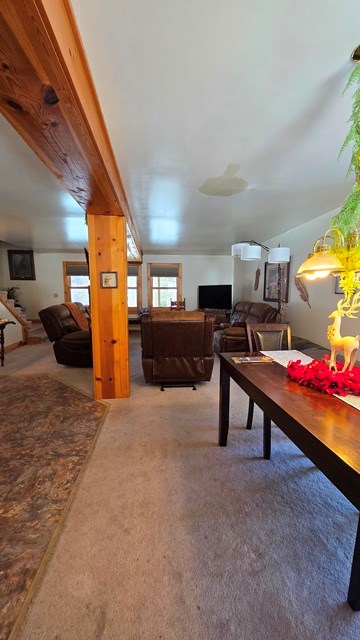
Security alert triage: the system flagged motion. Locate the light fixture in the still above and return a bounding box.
[241,244,262,260]
[297,228,345,280]
[268,246,291,264]
[231,241,290,321]
[231,242,250,257]
[231,240,290,263]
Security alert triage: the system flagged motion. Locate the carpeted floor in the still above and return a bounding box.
[1,335,360,639]
[0,374,108,640]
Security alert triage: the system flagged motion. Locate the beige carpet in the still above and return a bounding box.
[3,334,360,639]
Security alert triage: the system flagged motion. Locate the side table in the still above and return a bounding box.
[0,319,16,366]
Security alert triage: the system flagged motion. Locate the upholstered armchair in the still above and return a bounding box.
[140,310,216,385]
[213,301,280,354]
[39,302,92,367]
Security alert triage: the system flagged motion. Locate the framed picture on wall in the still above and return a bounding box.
[8,250,36,280]
[100,271,118,288]
[334,276,343,294]
[263,261,290,303]
[334,272,360,294]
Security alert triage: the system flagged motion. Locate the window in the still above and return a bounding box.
[147,263,182,308]
[128,263,142,313]
[64,261,142,312]
[63,262,90,306]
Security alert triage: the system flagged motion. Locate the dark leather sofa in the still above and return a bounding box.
[213,300,280,354]
[140,310,216,384]
[38,302,92,367]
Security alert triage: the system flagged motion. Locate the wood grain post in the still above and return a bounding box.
[88,213,129,400]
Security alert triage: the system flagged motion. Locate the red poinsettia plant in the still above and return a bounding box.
[286,355,360,396]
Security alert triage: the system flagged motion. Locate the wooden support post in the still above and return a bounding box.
[88,213,130,400]
[0,1,142,397]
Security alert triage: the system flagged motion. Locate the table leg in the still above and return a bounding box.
[348,514,360,611]
[219,367,230,446]
[263,414,271,459]
[246,399,254,430]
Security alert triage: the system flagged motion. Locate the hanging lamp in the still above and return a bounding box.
[297,229,345,280]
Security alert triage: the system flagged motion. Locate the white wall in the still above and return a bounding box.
[142,254,234,310]
[5,212,359,348]
[1,247,234,318]
[233,209,360,347]
[0,247,85,319]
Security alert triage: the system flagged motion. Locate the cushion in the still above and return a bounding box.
[151,311,204,322]
[61,330,91,349]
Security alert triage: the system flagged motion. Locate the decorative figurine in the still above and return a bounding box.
[327,294,360,371]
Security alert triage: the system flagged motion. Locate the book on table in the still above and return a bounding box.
[231,355,273,364]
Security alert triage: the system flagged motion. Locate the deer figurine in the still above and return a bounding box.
[327,293,360,371]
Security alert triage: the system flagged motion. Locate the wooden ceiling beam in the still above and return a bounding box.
[0,0,141,256]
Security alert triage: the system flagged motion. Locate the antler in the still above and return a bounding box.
[339,291,360,318]
[336,297,348,316]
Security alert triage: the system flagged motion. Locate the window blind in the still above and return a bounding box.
[150,264,179,278]
[128,264,139,277]
[65,264,89,276]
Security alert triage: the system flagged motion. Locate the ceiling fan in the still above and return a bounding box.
[198,164,248,197]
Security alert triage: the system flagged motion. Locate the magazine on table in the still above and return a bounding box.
[231,355,273,364]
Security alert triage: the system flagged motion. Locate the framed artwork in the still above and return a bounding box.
[8,250,36,280]
[334,276,343,294]
[263,260,290,303]
[335,272,360,294]
[334,271,360,296]
[100,271,118,288]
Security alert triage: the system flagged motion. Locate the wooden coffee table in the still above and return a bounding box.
[218,351,360,610]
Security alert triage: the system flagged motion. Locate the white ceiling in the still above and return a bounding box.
[1,0,359,254]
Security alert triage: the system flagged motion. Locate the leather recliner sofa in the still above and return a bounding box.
[38,302,92,367]
[140,310,216,384]
[213,301,280,354]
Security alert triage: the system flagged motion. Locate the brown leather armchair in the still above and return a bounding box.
[140,310,216,385]
[213,301,280,354]
[38,302,92,367]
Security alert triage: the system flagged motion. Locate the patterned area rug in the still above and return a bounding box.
[0,375,108,640]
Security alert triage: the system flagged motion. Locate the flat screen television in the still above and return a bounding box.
[198,284,232,310]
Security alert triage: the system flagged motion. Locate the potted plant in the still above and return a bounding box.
[7,286,24,310]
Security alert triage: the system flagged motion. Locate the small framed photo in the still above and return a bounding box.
[263,261,290,303]
[8,250,36,280]
[100,271,118,288]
